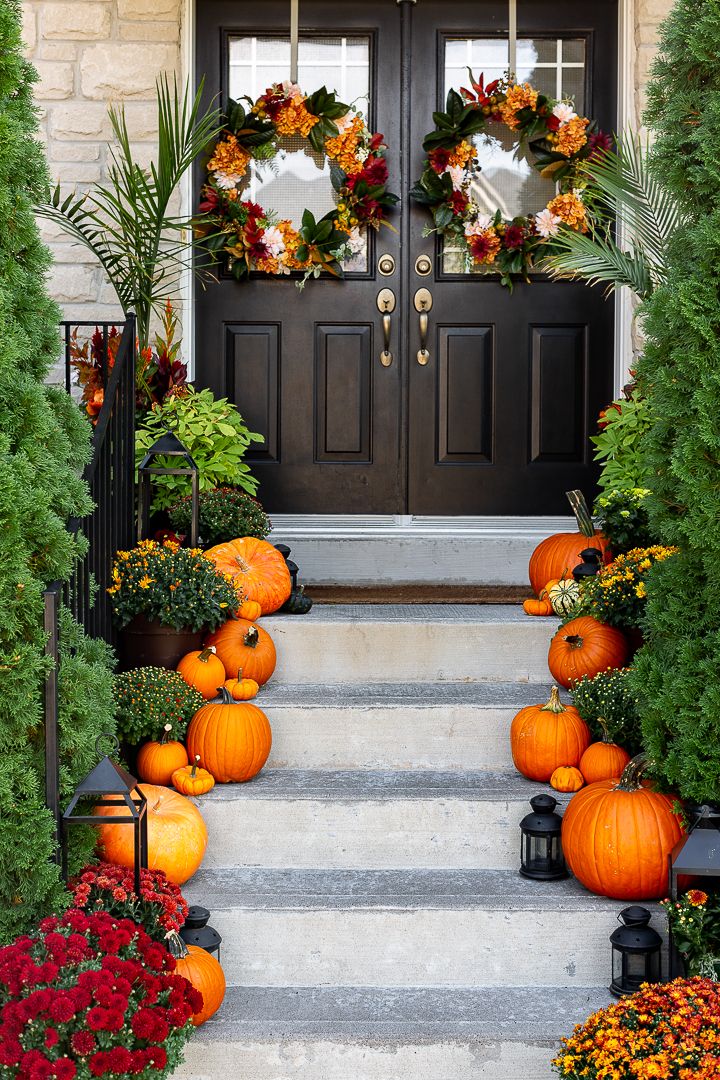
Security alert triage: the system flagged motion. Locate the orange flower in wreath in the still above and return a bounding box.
[554,115,590,156]
[547,192,588,232]
[207,134,251,178]
[500,83,539,128]
[276,101,318,137]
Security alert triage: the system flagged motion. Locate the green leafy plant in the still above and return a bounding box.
[37,77,221,350]
[114,667,204,745]
[135,386,263,510]
[108,539,240,631]
[594,488,655,552]
[169,486,270,546]
[591,390,653,492]
[570,667,642,756]
[568,545,678,630]
[661,890,720,979]
[543,135,680,300]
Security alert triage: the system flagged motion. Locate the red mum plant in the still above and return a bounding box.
[0,908,201,1080]
[69,863,189,944]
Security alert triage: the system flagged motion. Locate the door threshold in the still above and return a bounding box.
[269,514,574,538]
[307,584,528,604]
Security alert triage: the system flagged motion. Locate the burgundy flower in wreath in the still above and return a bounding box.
[503,224,527,250]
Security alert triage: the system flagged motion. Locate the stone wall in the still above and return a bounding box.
[636,0,669,123]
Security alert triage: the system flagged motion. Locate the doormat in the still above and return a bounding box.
[306,585,528,604]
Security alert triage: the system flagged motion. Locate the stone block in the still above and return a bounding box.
[39,43,78,61]
[50,101,110,139]
[638,0,674,21]
[81,42,178,99]
[638,21,660,47]
[117,0,180,18]
[48,263,98,304]
[21,2,36,53]
[636,45,658,84]
[34,60,74,99]
[50,142,100,162]
[122,102,159,140]
[42,3,111,39]
[53,161,103,183]
[119,20,180,42]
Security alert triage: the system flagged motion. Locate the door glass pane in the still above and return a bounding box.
[442,37,586,273]
[228,35,371,271]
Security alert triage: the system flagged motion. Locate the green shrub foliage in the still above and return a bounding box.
[630,0,720,802]
[0,0,115,940]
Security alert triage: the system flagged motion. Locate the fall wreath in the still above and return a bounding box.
[410,72,612,287]
[199,81,398,284]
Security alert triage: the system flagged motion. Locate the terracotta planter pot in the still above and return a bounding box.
[118,615,203,671]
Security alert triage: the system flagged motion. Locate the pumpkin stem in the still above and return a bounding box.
[616,752,655,792]
[597,717,613,743]
[160,723,173,744]
[152,795,163,813]
[243,626,259,649]
[566,490,595,538]
[236,668,243,680]
[191,755,200,779]
[234,556,251,574]
[541,685,567,714]
[166,930,188,959]
[564,634,583,649]
[197,647,216,664]
[217,686,235,704]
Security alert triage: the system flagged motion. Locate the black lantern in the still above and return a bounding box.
[572,547,603,582]
[137,429,199,546]
[610,906,662,997]
[519,794,567,881]
[61,735,148,895]
[179,905,222,960]
[668,803,720,977]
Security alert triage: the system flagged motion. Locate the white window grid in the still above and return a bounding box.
[445,37,585,104]
[228,35,370,109]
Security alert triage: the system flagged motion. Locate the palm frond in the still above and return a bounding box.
[543,225,654,300]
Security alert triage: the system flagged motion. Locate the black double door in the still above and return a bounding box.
[194,0,616,515]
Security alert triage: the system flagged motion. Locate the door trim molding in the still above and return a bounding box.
[268,514,575,538]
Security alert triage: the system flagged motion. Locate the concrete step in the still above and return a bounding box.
[257,682,564,771]
[263,605,552,684]
[184,867,639,989]
[196,769,567,870]
[175,984,609,1080]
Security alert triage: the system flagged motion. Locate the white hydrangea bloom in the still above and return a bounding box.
[214,171,242,190]
[552,102,577,124]
[263,226,286,258]
[535,208,562,239]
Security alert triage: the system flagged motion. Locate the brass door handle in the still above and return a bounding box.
[376,287,395,367]
[414,287,433,365]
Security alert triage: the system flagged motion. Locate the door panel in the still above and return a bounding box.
[314,325,372,462]
[437,326,494,463]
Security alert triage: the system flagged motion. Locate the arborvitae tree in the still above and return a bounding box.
[0,0,115,939]
[631,0,720,803]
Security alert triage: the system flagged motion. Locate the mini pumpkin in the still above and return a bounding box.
[172,755,216,796]
[579,718,632,784]
[510,686,591,782]
[171,938,226,1026]
[205,618,276,686]
[177,646,226,700]
[523,598,553,616]
[238,597,263,621]
[550,765,585,792]
[186,686,272,783]
[205,537,291,615]
[548,616,629,689]
[224,668,259,701]
[136,724,189,786]
[548,578,580,617]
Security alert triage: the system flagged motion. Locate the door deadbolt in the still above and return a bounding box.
[415,254,432,276]
[378,253,395,276]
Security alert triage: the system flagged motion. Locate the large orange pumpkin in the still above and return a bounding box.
[186,687,272,783]
[177,646,226,700]
[529,491,610,596]
[579,718,631,784]
[548,616,629,689]
[510,685,591,782]
[94,783,207,885]
[561,755,685,900]
[205,618,276,686]
[173,940,226,1026]
[204,537,291,615]
[136,726,188,786]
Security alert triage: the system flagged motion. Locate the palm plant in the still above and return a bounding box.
[542,135,680,301]
[38,76,221,350]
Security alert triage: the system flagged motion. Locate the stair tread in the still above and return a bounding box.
[199,768,565,802]
[255,682,565,708]
[185,867,628,912]
[265,604,534,624]
[194,984,610,1042]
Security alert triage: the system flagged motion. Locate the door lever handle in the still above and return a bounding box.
[414,287,433,365]
[376,287,395,367]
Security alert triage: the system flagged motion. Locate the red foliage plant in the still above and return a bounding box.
[69,862,189,942]
[0,908,201,1080]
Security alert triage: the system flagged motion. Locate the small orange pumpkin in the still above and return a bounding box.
[94,784,207,885]
[523,598,553,616]
[224,668,259,701]
[177,647,226,700]
[579,718,632,784]
[173,939,226,1025]
[510,686,591,782]
[172,755,216,796]
[550,765,585,792]
[186,687,272,783]
[205,537,291,615]
[205,618,276,686]
[136,725,189,786]
[238,597,263,621]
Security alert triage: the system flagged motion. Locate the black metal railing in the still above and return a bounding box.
[44,314,137,846]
